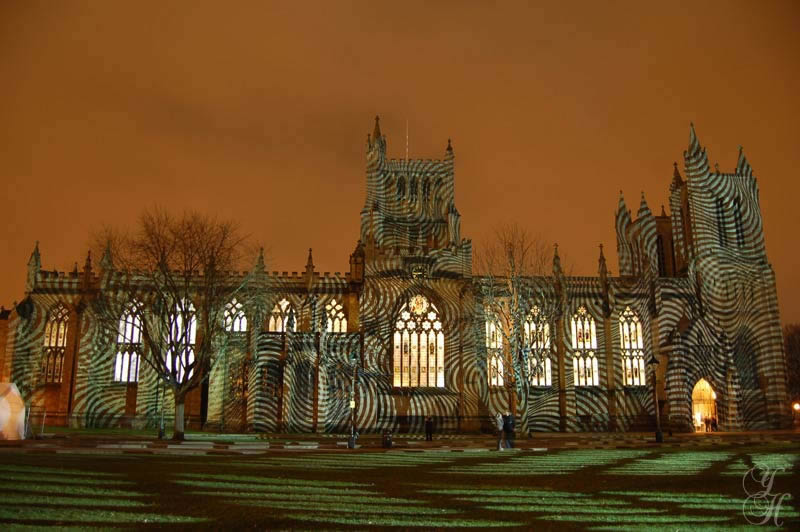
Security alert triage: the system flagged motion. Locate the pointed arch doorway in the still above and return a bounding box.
[691,378,717,432]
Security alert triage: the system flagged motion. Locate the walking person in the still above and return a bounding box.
[503,411,515,449]
[495,412,505,450]
[424,416,434,441]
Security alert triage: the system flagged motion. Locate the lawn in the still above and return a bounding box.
[0,443,797,530]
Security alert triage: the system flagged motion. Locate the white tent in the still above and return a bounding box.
[0,383,26,440]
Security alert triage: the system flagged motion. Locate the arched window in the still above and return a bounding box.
[409,175,417,202]
[486,316,503,387]
[224,298,247,333]
[525,305,552,386]
[620,306,646,386]
[571,306,598,386]
[422,178,431,202]
[114,301,142,383]
[393,295,444,388]
[166,300,196,383]
[42,303,69,384]
[268,298,296,332]
[325,299,347,333]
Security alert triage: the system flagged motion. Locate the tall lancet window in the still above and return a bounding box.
[114,301,142,383]
[486,315,504,387]
[396,175,405,200]
[325,299,347,333]
[571,306,599,386]
[224,298,247,333]
[268,298,296,332]
[620,306,646,386]
[525,306,552,387]
[166,300,196,383]
[393,295,444,388]
[733,197,745,247]
[42,303,69,384]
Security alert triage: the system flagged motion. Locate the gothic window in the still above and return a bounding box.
[422,178,431,202]
[619,307,646,386]
[733,197,745,247]
[166,300,196,383]
[114,301,142,383]
[409,175,417,202]
[41,303,69,384]
[525,305,552,387]
[571,306,598,386]
[716,198,728,246]
[486,316,503,387]
[268,298,296,332]
[325,299,347,333]
[393,295,444,388]
[224,298,247,333]
[396,176,405,200]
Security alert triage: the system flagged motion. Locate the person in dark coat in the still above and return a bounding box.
[495,412,505,450]
[503,411,515,449]
[424,416,434,441]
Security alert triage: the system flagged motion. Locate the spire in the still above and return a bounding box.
[373,115,382,141]
[637,191,652,219]
[671,161,684,189]
[306,248,314,271]
[660,204,667,217]
[552,243,563,277]
[83,250,92,273]
[446,138,453,153]
[616,190,627,215]
[254,247,265,274]
[736,146,753,177]
[598,243,607,278]
[26,241,41,291]
[28,241,41,269]
[100,240,113,271]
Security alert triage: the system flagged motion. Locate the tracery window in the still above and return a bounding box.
[409,175,417,202]
[41,303,69,384]
[114,301,142,383]
[325,299,347,333]
[733,197,745,247]
[716,198,728,246]
[393,295,444,388]
[166,300,196,383]
[619,306,646,386]
[422,178,431,202]
[396,176,405,200]
[525,305,552,386]
[571,306,598,386]
[485,317,503,387]
[224,298,247,333]
[268,298,296,332]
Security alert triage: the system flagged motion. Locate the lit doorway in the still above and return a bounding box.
[691,378,717,432]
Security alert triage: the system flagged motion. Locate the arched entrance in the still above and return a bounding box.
[691,378,717,432]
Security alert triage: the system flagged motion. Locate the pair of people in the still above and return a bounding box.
[495,411,515,450]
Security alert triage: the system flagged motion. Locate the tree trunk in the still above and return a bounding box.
[173,399,185,441]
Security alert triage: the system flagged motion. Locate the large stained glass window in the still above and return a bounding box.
[525,305,552,386]
[224,298,247,333]
[486,316,503,387]
[620,306,646,386]
[166,300,196,383]
[393,295,444,388]
[114,301,142,383]
[571,306,598,386]
[42,303,69,384]
[325,299,347,333]
[268,298,296,332]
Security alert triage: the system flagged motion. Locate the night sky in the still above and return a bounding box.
[1,1,798,323]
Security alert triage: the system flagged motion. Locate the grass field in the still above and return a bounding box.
[0,443,797,530]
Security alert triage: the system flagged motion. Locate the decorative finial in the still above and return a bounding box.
[83,250,92,272]
[306,248,314,269]
[446,138,453,152]
[373,115,381,140]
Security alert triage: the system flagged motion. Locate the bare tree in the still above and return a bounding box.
[784,324,800,405]
[474,223,556,434]
[92,209,255,440]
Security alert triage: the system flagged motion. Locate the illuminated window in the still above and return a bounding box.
[525,305,552,386]
[41,303,69,384]
[325,299,347,333]
[486,316,504,387]
[114,301,142,383]
[224,298,247,333]
[619,307,646,386]
[268,298,296,332]
[393,295,444,388]
[166,300,196,383]
[571,306,598,386]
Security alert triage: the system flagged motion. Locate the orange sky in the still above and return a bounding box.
[1,1,798,323]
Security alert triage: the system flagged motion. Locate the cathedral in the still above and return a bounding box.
[0,118,791,434]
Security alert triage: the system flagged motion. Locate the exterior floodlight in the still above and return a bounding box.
[793,402,800,412]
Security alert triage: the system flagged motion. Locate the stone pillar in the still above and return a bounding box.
[603,316,617,431]
[556,318,568,432]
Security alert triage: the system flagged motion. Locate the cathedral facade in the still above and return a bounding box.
[0,118,790,434]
